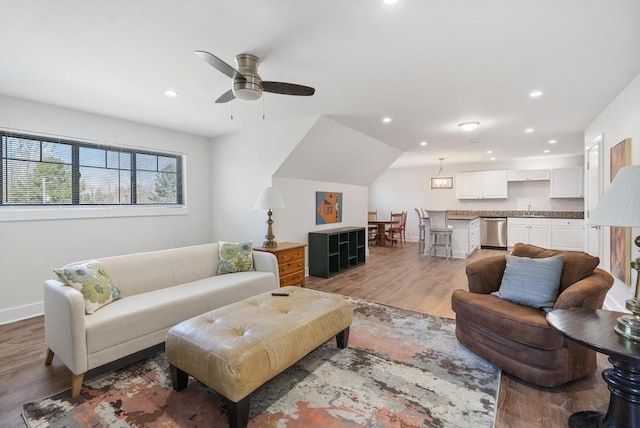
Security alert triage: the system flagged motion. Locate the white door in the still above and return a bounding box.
[586,137,602,259]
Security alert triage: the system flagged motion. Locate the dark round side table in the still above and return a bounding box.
[547,308,640,428]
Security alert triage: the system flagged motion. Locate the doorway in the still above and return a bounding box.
[586,135,603,260]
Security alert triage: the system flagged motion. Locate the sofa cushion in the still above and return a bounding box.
[217,241,254,275]
[85,271,276,355]
[55,261,122,314]
[492,255,564,313]
[511,243,600,292]
[451,289,564,350]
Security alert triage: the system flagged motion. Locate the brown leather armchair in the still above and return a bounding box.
[451,243,614,387]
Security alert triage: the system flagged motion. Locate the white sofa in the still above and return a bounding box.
[44,243,279,398]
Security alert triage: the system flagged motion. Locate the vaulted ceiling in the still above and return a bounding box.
[1,1,639,167]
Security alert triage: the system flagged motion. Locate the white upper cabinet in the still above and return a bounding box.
[550,167,584,198]
[456,172,482,199]
[456,170,508,199]
[507,169,550,181]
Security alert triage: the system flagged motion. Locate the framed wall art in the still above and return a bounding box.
[316,191,342,224]
[610,138,632,284]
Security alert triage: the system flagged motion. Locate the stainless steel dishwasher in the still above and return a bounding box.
[481,217,507,249]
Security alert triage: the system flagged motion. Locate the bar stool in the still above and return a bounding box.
[415,208,426,254]
[426,210,453,260]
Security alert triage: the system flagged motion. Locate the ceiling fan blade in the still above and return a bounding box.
[195,50,246,81]
[215,89,235,103]
[263,81,315,96]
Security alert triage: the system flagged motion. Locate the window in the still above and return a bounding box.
[1,132,183,206]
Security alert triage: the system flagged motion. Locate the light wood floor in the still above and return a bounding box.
[0,243,609,427]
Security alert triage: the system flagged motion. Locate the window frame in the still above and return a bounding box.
[0,131,187,222]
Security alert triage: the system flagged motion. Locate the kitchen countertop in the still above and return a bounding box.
[448,214,481,220]
[448,210,584,219]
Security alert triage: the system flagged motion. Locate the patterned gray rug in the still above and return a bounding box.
[23,298,499,427]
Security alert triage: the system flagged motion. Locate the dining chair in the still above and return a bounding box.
[414,208,426,253]
[426,210,453,259]
[367,210,378,243]
[388,211,407,247]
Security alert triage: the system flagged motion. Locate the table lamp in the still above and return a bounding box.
[589,165,640,341]
[254,186,286,248]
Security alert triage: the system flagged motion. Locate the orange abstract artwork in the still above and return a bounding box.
[316,192,342,224]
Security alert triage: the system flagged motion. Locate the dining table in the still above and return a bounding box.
[367,220,394,246]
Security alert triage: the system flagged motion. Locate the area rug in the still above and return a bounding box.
[23,298,499,427]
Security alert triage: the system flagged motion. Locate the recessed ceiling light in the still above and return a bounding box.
[543,149,550,153]
[548,139,557,144]
[164,90,178,97]
[525,128,534,133]
[459,121,479,131]
[486,150,493,154]
[529,90,543,98]
[382,117,392,123]
[420,141,427,146]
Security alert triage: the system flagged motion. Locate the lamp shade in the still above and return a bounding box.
[254,186,285,210]
[589,165,640,227]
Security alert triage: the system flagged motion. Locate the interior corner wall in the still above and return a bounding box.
[209,115,321,244]
[585,71,640,312]
[209,116,369,272]
[0,95,213,324]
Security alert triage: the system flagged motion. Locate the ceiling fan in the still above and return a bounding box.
[195,51,315,103]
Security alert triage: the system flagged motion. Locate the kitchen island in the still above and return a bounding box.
[424,214,481,259]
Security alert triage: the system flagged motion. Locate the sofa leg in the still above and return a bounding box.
[45,348,54,366]
[70,373,84,398]
[336,326,350,349]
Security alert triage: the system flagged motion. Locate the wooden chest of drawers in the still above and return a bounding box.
[254,242,306,287]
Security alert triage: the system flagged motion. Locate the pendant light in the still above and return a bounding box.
[430,158,453,189]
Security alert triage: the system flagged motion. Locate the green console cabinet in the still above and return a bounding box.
[308,226,366,278]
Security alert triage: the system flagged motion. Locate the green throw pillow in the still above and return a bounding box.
[217,241,254,275]
[492,255,564,313]
[55,261,122,314]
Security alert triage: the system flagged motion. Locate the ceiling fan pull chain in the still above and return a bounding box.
[230,100,234,120]
[262,96,265,120]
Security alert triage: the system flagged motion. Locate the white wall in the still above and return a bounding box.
[370,156,584,241]
[0,95,213,324]
[210,116,369,271]
[585,71,640,311]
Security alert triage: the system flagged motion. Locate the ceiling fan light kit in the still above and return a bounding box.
[195,50,315,104]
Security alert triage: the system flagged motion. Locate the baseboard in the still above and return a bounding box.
[0,301,43,325]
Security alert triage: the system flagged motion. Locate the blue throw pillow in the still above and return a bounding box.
[492,255,564,313]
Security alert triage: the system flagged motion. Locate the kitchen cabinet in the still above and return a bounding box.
[448,217,481,258]
[507,169,550,181]
[254,242,306,287]
[456,170,508,199]
[550,167,583,198]
[551,219,584,251]
[507,218,552,248]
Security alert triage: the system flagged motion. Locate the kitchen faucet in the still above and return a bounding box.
[527,204,532,215]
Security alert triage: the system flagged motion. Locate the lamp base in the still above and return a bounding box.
[262,240,277,248]
[614,298,640,342]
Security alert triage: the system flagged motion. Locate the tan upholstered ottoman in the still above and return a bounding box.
[166,286,353,428]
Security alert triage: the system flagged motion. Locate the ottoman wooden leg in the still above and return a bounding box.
[336,326,350,349]
[228,396,250,428]
[170,364,189,391]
